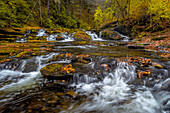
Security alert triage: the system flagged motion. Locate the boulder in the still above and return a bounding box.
[40,63,75,80]
[74,31,91,41]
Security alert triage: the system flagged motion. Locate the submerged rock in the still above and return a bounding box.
[23,62,38,73]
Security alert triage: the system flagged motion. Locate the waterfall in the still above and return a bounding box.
[46,34,58,41]
[0,53,57,102]
[62,62,162,113]
[36,29,48,37]
[114,31,130,42]
[86,31,103,41]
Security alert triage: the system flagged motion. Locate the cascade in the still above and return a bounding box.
[114,31,130,42]
[63,62,163,113]
[36,29,48,37]
[86,31,103,41]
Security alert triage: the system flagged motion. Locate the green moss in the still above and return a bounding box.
[40,63,64,77]
[74,41,89,45]
[151,36,167,41]
[48,54,65,62]
[28,36,46,40]
[16,51,30,58]
[74,31,91,41]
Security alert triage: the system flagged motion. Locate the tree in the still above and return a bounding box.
[67,0,69,16]
[47,0,50,18]
[79,0,83,20]
[94,5,104,28]
[147,0,170,23]
[39,0,42,26]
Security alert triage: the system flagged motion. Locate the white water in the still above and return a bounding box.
[0,53,58,100]
[0,70,40,92]
[46,33,74,42]
[114,31,130,42]
[36,29,48,37]
[58,33,74,42]
[62,62,163,113]
[86,31,103,41]
[46,34,58,41]
[55,45,97,49]
[16,37,27,43]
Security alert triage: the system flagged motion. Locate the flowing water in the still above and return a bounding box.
[0,29,169,113]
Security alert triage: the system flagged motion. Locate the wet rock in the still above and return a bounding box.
[48,53,72,62]
[23,61,38,73]
[108,43,115,46]
[128,45,144,49]
[40,63,64,76]
[16,51,31,58]
[152,63,163,69]
[66,91,75,97]
[118,42,128,46]
[74,31,91,41]
[40,63,75,80]
[56,35,64,40]
[71,54,91,64]
[1,59,19,70]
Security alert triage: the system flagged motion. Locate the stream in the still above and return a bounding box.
[0,29,169,113]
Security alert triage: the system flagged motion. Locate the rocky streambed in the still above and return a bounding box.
[0,29,169,113]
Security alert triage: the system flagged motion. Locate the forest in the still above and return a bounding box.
[0,0,169,30]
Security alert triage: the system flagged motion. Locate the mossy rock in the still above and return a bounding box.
[101,31,109,40]
[40,63,64,77]
[32,51,45,56]
[151,36,167,41]
[152,63,163,69]
[40,63,75,79]
[16,51,30,58]
[71,54,92,64]
[56,35,64,40]
[74,31,91,41]
[74,41,89,45]
[48,54,66,62]
[101,30,122,40]
[0,58,13,64]
[28,36,46,40]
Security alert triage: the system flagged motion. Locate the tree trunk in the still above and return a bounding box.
[79,0,83,20]
[39,0,42,26]
[47,0,50,18]
[25,0,37,22]
[58,0,60,14]
[67,0,69,16]
[128,0,131,18]
[150,0,152,27]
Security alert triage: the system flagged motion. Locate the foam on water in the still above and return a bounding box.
[36,29,48,37]
[46,34,58,41]
[0,53,58,97]
[62,62,162,113]
[0,70,40,92]
[58,33,74,42]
